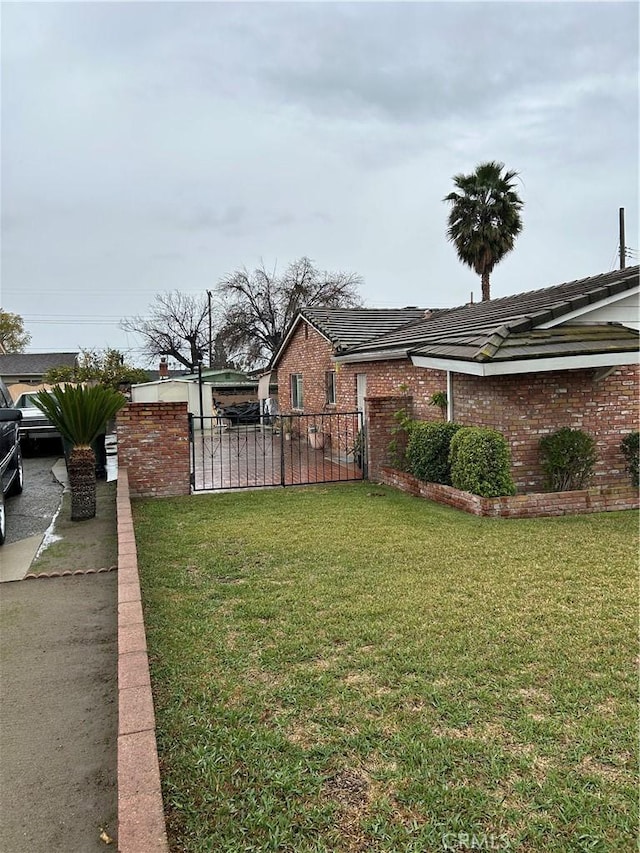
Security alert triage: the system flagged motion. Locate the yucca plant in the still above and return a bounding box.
[34,384,126,521]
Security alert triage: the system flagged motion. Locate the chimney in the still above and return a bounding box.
[159,357,169,380]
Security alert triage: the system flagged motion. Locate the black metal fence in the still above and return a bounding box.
[189,410,365,491]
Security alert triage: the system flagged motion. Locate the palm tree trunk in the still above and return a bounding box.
[68,445,97,521]
[481,271,491,302]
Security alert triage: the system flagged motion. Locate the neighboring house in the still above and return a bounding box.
[178,367,260,407]
[0,352,79,395]
[131,378,216,418]
[272,266,639,492]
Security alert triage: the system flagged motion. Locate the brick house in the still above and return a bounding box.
[271,266,639,492]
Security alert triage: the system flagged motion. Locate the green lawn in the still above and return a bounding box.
[133,483,638,853]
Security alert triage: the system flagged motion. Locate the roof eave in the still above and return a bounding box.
[333,348,409,364]
[537,282,640,329]
[410,350,639,376]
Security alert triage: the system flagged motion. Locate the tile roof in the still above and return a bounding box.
[0,351,79,376]
[300,307,429,352]
[342,266,639,363]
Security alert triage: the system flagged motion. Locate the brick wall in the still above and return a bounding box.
[366,395,414,480]
[378,466,639,518]
[117,402,190,498]
[451,365,639,491]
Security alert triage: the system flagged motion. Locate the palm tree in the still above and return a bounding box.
[444,161,523,301]
[35,384,126,521]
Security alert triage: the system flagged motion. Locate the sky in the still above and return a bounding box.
[1,1,638,365]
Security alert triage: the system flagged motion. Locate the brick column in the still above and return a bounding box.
[117,403,190,498]
[366,395,414,481]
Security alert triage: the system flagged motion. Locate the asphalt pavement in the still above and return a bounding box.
[5,451,64,546]
[1,447,65,582]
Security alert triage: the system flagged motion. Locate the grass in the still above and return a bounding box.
[133,483,638,853]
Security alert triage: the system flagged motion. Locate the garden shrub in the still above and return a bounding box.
[449,427,516,497]
[621,431,639,488]
[538,427,596,492]
[406,421,462,484]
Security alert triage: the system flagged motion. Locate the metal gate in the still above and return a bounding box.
[189,410,365,491]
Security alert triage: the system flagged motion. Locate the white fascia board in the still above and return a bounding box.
[411,351,639,376]
[537,284,640,329]
[333,349,409,364]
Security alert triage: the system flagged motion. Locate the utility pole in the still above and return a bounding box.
[207,290,213,367]
[619,208,626,270]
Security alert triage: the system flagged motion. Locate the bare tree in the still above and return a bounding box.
[121,292,213,371]
[217,257,363,369]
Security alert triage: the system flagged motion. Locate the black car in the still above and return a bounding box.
[0,378,24,545]
[218,401,261,425]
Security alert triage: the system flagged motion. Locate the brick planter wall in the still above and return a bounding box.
[117,402,190,498]
[378,466,639,518]
[117,469,169,851]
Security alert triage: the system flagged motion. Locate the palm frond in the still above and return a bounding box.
[34,384,126,447]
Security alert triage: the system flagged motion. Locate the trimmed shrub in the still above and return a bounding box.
[538,427,596,492]
[406,421,462,484]
[621,431,639,488]
[449,427,516,497]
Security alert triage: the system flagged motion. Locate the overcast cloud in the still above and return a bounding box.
[1,1,638,362]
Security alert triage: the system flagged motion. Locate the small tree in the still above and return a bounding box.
[538,428,597,492]
[34,385,126,520]
[429,391,448,420]
[0,309,31,352]
[44,348,148,390]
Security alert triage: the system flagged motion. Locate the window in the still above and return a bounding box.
[325,370,337,406]
[290,374,303,409]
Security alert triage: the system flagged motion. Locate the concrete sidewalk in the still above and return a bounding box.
[0,573,118,851]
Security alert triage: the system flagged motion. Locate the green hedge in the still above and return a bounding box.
[621,431,639,488]
[539,427,596,492]
[405,421,462,485]
[449,427,516,497]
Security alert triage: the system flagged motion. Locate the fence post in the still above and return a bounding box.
[188,413,195,491]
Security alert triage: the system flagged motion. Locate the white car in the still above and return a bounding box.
[14,391,61,445]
